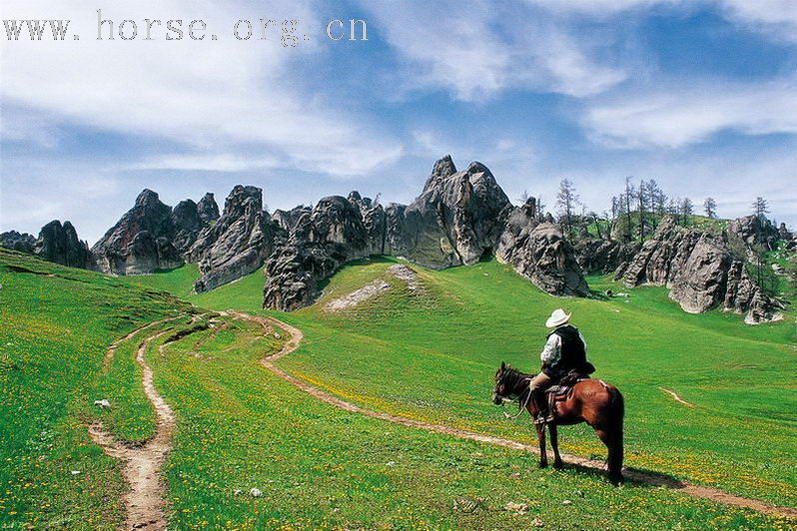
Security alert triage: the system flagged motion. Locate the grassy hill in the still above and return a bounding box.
[2,249,795,528]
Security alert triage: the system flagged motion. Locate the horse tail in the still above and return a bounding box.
[607,386,624,485]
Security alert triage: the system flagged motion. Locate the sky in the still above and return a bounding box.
[1,0,796,244]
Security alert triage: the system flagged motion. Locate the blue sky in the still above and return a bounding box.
[1,0,796,243]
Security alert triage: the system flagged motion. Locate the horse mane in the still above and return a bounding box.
[501,365,534,398]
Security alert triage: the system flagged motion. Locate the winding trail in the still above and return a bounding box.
[90,323,183,530]
[226,311,797,520]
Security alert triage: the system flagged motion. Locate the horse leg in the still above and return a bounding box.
[549,424,563,469]
[594,427,624,486]
[535,423,548,468]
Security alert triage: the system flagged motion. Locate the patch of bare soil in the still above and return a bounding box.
[323,279,391,312]
[388,264,420,291]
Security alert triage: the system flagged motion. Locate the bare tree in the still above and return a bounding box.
[556,179,580,240]
[518,189,530,204]
[624,177,635,242]
[703,197,717,219]
[680,197,694,225]
[752,197,769,219]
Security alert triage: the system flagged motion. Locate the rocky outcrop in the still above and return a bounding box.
[92,189,183,275]
[728,215,779,252]
[197,193,220,225]
[347,192,387,256]
[170,200,203,253]
[0,230,36,253]
[34,220,94,269]
[387,156,512,268]
[622,217,782,323]
[495,199,590,297]
[263,194,372,310]
[272,205,312,232]
[189,185,281,293]
[574,238,639,275]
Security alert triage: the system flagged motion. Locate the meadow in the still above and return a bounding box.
[2,249,795,529]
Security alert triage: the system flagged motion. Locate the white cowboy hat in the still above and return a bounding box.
[545,309,571,328]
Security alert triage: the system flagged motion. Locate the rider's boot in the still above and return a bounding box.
[531,389,549,425]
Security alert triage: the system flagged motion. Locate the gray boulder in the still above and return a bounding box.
[272,205,312,232]
[170,199,203,253]
[728,215,779,252]
[189,185,281,293]
[34,220,94,269]
[0,230,36,253]
[496,199,589,297]
[263,194,372,310]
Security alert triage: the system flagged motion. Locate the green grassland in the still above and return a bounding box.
[2,248,795,529]
[158,257,796,509]
[0,249,191,528]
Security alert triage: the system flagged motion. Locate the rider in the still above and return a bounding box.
[529,309,594,424]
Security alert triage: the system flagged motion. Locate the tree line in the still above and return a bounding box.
[520,179,772,244]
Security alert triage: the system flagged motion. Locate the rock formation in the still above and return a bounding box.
[263,195,371,310]
[621,216,782,324]
[197,193,220,225]
[387,156,513,268]
[728,215,780,252]
[92,189,184,274]
[34,220,94,269]
[92,189,219,275]
[189,185,281,293]
[272,205,312,232]
[573,238,639,275]
[496,198,590,297]
[0,230,36,253]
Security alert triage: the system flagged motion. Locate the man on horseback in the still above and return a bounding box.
[529,309,595,424]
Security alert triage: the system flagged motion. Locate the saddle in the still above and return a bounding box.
[545,369,592,413]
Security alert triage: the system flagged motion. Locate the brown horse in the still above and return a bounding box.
[492,362,625,485]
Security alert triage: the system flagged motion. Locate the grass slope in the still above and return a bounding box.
[164,257,797,510]
[0,249,190,528]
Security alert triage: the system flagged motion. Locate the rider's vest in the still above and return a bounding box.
[548,325,588,373]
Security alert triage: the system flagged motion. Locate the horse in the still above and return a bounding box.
[492,362,625,485]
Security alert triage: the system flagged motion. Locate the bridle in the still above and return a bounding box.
[495,370,534,420]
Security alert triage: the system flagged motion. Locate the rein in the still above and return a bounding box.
[498,373,533,420]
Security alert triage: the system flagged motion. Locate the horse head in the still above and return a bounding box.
[492,361,511,405]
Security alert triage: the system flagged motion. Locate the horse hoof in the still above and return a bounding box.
[610,476,624,487]
[553,461,564,470]
[539,462,548,469]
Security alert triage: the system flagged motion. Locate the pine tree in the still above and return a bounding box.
[751,197,769,219]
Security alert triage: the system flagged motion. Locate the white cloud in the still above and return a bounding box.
[583,79,797,148]
[0,0,402,176]
[360,1,626,101]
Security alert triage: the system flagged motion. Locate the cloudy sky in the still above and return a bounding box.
[1,0,796,243]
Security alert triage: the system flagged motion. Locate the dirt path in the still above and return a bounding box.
[232,312,797,520]
[659,387,696,408]
[102,316,182,373]
[90,324,182,530]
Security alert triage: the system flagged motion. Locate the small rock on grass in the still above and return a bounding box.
[504,501,529,515]
[249,488,262,497]
[532,517,544,527]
